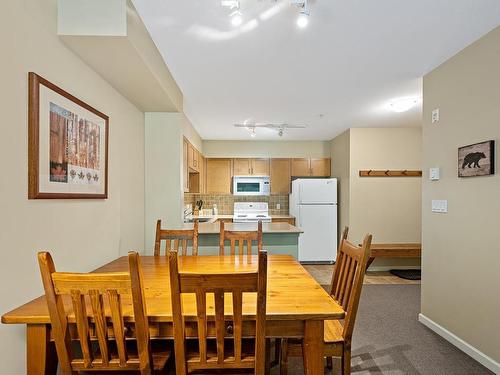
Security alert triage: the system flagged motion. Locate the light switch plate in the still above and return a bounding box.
[429,167,440,181]
[276,203,281,210]
[432,108,440,124]
[432,200,448,213]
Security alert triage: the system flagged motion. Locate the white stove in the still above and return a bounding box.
[232,202,272,223]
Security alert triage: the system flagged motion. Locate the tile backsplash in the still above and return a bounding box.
[185,194,289,215]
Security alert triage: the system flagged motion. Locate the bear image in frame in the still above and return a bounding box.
[458,140,495,177]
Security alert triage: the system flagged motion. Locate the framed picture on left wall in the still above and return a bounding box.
[28,72,109,199]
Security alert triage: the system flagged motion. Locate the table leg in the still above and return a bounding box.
[27,324,58,375]
[303,320,324,375]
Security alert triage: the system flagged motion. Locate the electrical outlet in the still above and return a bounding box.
[432,108,440,124]
[276,203,281,210]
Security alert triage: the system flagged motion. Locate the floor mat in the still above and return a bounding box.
[389,269,422,280]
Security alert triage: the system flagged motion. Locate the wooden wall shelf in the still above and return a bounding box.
[359,170,422,177]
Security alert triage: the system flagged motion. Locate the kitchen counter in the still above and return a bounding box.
[181,221,302,259]
[182,221,303,234]
[187,214,295,221]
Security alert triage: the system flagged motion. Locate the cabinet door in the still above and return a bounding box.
[206,159,232,194]
[291,158,311,176]
[310,158,331,177]
[193,148,200,171]
[183,139,189,192]
[187,143,199,172]
[199,154,206,194]
[270,158,291,193]
[251,158,270,175]
[233,158,251,175]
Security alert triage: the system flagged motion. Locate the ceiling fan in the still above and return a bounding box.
[234,122,307,137]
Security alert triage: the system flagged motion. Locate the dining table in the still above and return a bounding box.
[2,254,344,375]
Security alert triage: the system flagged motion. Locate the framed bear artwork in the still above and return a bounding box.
[458,140,495,178]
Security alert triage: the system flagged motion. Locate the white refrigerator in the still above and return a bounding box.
[289,178,338,263]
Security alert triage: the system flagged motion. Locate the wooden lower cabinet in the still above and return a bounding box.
[206,158,233,194]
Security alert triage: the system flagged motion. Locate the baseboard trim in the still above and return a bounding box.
[418,313,500,374]
[367,265,421,272]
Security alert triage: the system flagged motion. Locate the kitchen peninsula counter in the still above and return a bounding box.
[182,221,302,234]
[181,221,303,258]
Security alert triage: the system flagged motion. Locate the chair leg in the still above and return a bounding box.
[280,338,288,375]
[326,356,333,369]
[272,338,281,367]
[266,338,271,375]
[342,348,351,375]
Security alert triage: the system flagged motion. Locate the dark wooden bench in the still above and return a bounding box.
[365,243,421,270]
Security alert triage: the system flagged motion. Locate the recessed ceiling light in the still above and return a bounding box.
[388,96,421,113]
[231,14,243,26]
[296,13,309,28]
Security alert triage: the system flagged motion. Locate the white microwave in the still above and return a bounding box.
[233,176,270,196]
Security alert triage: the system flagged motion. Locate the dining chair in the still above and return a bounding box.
[38,251,170,375]
[219,220,263,256]
[154,219,199,256]
[279,227,372,375]
[168,249,268,375]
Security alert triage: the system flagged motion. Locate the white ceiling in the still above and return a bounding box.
[132,0,500,140]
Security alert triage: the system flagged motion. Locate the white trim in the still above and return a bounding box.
[367,265,421,272]
[418,313,500,374]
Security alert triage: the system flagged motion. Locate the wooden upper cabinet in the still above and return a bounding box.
[187,143,200,172]
[233,158,270,175]
[310,158,331,177]
[199,154,206,193]
[270,159,291,193]
[206,158,233,194]
[291,158,311,176]
[183,138,189,192]
[233,158,251,175]
[291,158,331,176]
[251,158,270,175]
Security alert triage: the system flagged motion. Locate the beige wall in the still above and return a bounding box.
[330,128,422,269]
[183,116,203,151]
[0,0,145,373]
[330,130,350,240]
[422,26,500,365]
[145,112,202,252]
[202,140,331,158]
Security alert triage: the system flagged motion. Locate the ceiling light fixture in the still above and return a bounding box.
[293,0,310,28]
[231,13,243,26]
[388,96,421,113]
[296,13,309,28]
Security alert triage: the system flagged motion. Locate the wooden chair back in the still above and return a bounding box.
[168,249,268,375]
[38,251,153,375]
[154,219,199,256]
[329,227,372,343]
[219,221,262,256]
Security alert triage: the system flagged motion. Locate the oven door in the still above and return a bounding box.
[233,177,269,196]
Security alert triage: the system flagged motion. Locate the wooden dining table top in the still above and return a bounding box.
[2,255,344,325]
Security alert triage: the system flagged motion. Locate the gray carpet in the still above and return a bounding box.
[272,285,493,375]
